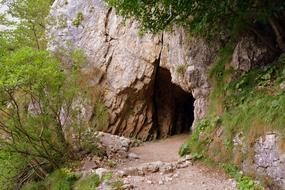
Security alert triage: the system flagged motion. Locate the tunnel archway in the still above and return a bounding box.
[154,67,195,138]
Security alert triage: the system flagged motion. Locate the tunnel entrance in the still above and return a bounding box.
[154,67,195,138]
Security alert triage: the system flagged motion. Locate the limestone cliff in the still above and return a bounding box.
[47,0,214,140]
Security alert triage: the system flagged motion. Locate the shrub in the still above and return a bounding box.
[0,47,105,188]
[22,168,80,190]
[74,173,101,190]
[222,164,262,190]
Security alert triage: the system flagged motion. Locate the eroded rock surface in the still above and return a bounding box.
[233,132,285,189]
[251,133,285,189]
[48,0,215,140]
[231,36,274,71]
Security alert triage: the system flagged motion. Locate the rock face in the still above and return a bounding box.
[48,0,215,140]
[230,37,285,188]
[245,133,285,189]
[231,36,275,71]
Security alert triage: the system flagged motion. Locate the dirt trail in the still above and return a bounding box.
[118,134,237,190]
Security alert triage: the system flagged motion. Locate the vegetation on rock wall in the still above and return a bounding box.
[179,44,285,189]
[107,0,285,52]
[72,12,84,27]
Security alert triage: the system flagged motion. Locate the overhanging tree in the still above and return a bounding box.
[107,0,285,52]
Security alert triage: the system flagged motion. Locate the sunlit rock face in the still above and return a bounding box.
[47,0,215,140]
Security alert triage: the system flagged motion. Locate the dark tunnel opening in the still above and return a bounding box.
[154,67,195,138]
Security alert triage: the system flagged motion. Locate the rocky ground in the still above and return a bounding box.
[78,133,237,190]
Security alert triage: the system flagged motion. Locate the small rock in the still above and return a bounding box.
[92,155,102,162]
[82,161,98,171]
[117,170,127,177]
[123,179,130,184]
[177,158,184,164]
[118,167,141,176]
[159,180,164,185]
[167,173,173,177]
[185,161,193,165]
[165,177,173,182]
[173,173,179,178]
[146,180,153,184]
[177,162,190,169]
[185,155,192,161]
[128,153,140,159]
[122,184,134,190]
[95,168,110,179]
[177,155,193,164]
[160,163,175,174]
[132,176,145,183]
[280,81,285,90]
[140,161,163,174]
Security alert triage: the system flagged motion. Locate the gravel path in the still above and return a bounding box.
[118,134,237,190]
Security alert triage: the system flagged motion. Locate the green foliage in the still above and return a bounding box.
[22,168,80,190]
[191,152,203,161]
[222,164,262,190]
[111,180,124,189]
[74,173,101,190]
[72,12,84,27]
[0,47,73,165]
[106,159,117,168]
[0,1,109,189]
[0,0,54,50]
[222,56,285,135]
[44,169,80,190]
[107,0,285,43]
[0,149,28,189]
[23,170,118,190]
[209,44,234,99]
[0,46,106,188]
[179,118,212,157]
[175,64,187,76]
[209,44,234,81]
[93,99,109,131]
[102,172,113,181]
